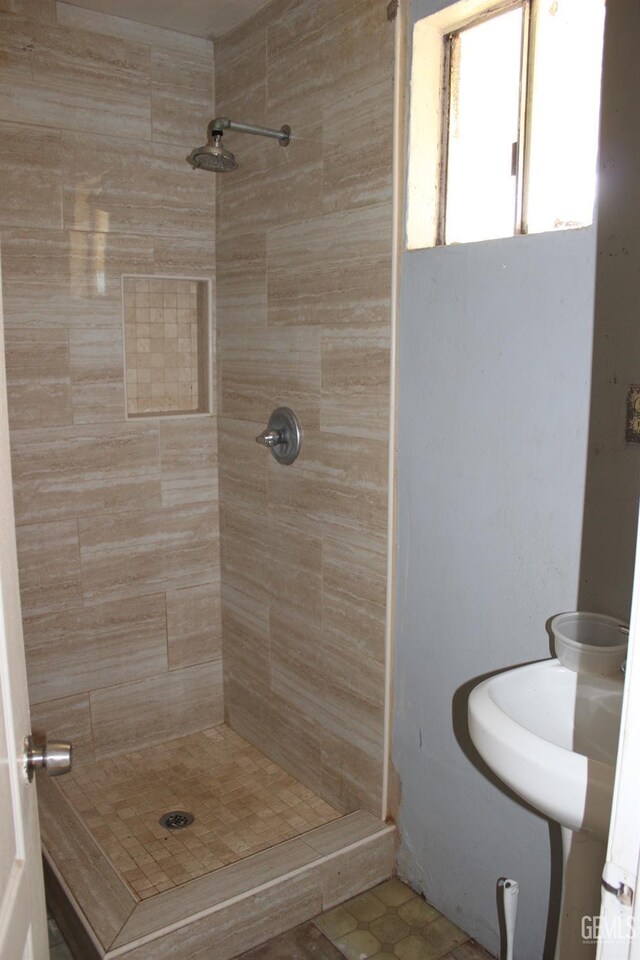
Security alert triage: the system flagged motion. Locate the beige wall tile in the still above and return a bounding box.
[242,121,324,233]
[214,147,271,235]
[79,503,219,602]
[15,520,81,616]
[161,471,218,507]
[113,835,318,947]
[303,810,388,856]
[322,79,393,214]
[38,777,135,950]
[10,421,160,483]
[4,328,69,382]
[215,231,266,334]
[151,46,214,148]
[267,432,388,544]
[13,475,162,526]
[56,1,212,56]
[270,518,322,612]
[43,859,103,960]
[320,829,396,911]
[5,327,72,430]
[322,730,384,816]
[8,382,160,524]
[264,0,330,62]
[221,325,320,427]
[2,8,221,760]
[2,0,56,21]
[153,237,215,282]
[266,204,392,327]
[321,324,391,440]
[322,537,387,664]
[90,660,223,758]
[323,0,395,106]
[160,416,217,477]
[61,132,215,240]
[0,15,151,139]
[0,121,63,228]
[166,583,222,669]
[29,694,94,766]
[266,609,327,798]
[6,380,72,433]
[320,640,385,755]
[1,228,154,329]
[216,0,392,816]
[69,327,125,424]
[119,868,321,960]
[24,594,168,703]
[215,21,267,127]
[222,583,272,748]
[266,21,329,132]
[221,506,271,607]
[218,418,267,515]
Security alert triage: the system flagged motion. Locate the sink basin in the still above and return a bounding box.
[468,658,624,959]
[468,659,623,838]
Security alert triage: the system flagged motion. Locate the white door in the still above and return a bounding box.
[597,509,640,960]
[0,251,49,960]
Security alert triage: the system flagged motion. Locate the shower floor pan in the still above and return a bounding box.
[40,724,395,960]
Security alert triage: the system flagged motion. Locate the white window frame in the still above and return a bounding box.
[439,0,531,245]
[407,0,602,249]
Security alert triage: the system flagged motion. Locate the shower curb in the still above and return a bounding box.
[41,778,396,960]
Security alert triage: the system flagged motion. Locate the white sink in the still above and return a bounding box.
[468,659,623,838]
[468,659,624,959]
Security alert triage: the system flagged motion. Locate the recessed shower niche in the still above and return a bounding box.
[122,276,212,417]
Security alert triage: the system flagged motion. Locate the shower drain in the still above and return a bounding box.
[159,811,194,830]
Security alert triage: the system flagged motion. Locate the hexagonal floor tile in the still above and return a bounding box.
[397,897,440,928]
[373,879,416,908]
[370,913,411,945]
[348,890,388,924]
[315,905,359,941]
[336,929,381,960]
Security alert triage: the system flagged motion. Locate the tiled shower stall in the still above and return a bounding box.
[0,0,396,956]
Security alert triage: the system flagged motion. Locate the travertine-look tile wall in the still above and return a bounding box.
[215,0,394,815]
[0,0,222,762]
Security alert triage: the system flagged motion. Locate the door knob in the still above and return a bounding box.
[24,734,73,782]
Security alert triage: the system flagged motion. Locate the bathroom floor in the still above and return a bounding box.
[309,879,493,960]
[47,880,494,960]
[55,723,341,899]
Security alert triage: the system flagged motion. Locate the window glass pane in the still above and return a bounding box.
[445,7,524,245]
[526,0,605,234]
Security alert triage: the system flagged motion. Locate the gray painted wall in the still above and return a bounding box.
[394,229,596,959]
[393,5,600,953]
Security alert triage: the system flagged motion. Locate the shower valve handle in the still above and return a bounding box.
[255,408,302,465]
[255,428,285,447]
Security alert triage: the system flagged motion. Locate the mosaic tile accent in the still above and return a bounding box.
[123,276,208,416]
[56,724,341,900]
[314,880,493,960]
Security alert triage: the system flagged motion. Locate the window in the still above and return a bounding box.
[406,0,606,248]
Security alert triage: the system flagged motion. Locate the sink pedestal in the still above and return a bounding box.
[555,828,606,960]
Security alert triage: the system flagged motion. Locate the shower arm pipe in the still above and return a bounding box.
[209,117,291,146]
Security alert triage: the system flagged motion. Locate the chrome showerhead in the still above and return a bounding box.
[187,117,291,173]
[186,131,237,173]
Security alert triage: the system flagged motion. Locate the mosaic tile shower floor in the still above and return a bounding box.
[56,724,341,900]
